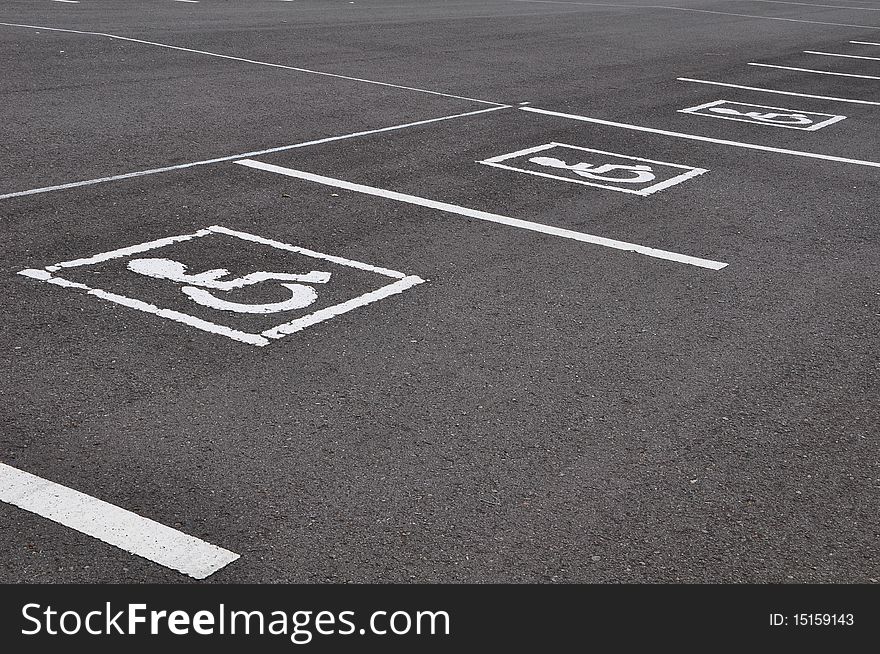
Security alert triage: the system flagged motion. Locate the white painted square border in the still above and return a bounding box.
[678,99,847,131]
[477,143,707,196]
[18,225,425,347]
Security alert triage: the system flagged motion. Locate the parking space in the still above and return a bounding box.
[1,0,878,583]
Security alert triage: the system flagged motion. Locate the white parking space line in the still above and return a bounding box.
[747,62,880,80]
[0,105,510,202]
[851,40,880,46]
[0,22,505,107]
[235,159,728,270]
[805,50,880,61]
[0,462,239,579]
[508,0,880,29]
[50,1,80,4]
[677,78,880,106]
[520,106,880,168]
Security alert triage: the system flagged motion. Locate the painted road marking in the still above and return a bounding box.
[0,22,506,106]
[747,62,880,81]
[0,462,238,579]
[677,78,880,106]
[520,107,880,168]
[479,143,707,196]
[235,159,727,270]
[805,50,880,62]
[851,41,880,46]
[678,100,846,131]
[18,226,425,346]
[128,259,332,314]
[0,105,510,202]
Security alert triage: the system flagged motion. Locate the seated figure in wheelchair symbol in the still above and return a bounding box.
[527,156,656,184]
[708,107,813,126]
[127,257,331,314]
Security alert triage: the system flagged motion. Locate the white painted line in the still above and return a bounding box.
[678,99,846,131]
[50,1,80,3]
[745,0,880,10]
[0,22,506,106]
[507,0,880,29]
[676,77,880,106]
[0,105,510,202]
[173,0,200,3]
[805,50,880,61]
[235,159,728,270]
[747,62,880,80]
[479,142,708,196]
[0,462,239,579]
[851,40,880,46]
[521,106,880,168]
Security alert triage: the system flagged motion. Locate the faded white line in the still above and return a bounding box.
[0,462,239,579]
[677,77,880,106]
[851,40,880,45]
[748,62,880,80]
[235,159,727,270]
[0,22,505,106]
[521,106,880,167]
[0,104,510,202]
[507,0,880,29]
[805,50,880,61]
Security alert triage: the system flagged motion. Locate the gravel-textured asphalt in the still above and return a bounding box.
[1,0,877,583]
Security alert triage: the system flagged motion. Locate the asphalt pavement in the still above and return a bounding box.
[0,0,878,583]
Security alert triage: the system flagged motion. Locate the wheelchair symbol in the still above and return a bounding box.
[528,156,657,184]
[708,107,814,126]
[127,257,331,314]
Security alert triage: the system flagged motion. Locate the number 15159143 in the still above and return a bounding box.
[770,613,854,627]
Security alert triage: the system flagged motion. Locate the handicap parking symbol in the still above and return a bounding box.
[18,225,425,347]
[679,100,846,131]
[126,257,332,314]
[479,143,707,196]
